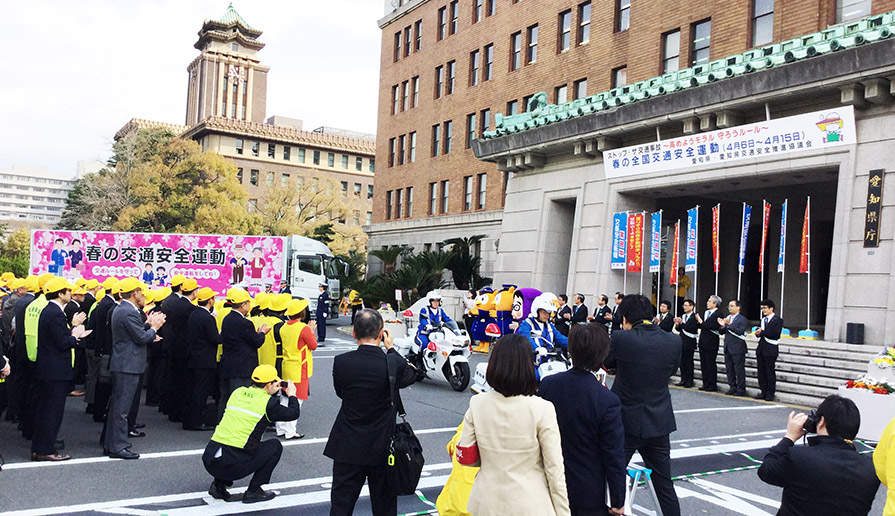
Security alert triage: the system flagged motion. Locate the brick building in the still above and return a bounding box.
[116,4,376,227]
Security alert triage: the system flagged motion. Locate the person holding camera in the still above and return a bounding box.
[218,289,271,422]
[203,364,300,504]
[758,394,880,516]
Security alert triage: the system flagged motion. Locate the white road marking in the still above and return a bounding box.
[687,478,781,508]
[672,429,783,444]
[675,405,783,414]
[674,485,776,516]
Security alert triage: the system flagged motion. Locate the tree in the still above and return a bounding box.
[444,235,491,290]
[360,250,451,307]
[0,227,31,277]
[369,245,405,274]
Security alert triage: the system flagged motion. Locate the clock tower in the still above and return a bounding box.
[185,3,268,126]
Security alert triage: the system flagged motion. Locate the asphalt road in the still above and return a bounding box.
[0,317,887,515]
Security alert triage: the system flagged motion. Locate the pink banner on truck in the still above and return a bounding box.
[31,230,285,295]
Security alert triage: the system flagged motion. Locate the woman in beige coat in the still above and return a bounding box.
[457,334,571,516]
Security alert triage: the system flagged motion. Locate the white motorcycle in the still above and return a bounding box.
[395,322,472,392]
[471,327,574,393]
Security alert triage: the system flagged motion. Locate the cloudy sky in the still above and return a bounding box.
[1,0,384,177]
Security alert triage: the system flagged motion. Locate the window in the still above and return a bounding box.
[444,120,452,155]
[438,7,446,40]
[477,173,487,209]
[235,139,244,154]
[481,109,490,133]
[268,143,275,159]
[341,181,348,196]
[395,188,403,218]
[342,154,349,169]
[487,0,496,16]
[369,158,375,172]
[353,210,360,226]
[283,146,291,160]
[574,78,587,99]
[559,11,571,52]
[692,20,711,66]
[328,152,335,167]
[663,30,680,73]
[404,26,412,57]
[617,0,630,32]
[473,0,482,23]
[394,31,402,62]
[837,0,871,22]
[356,157,363,171]
[406,187,413,216]
[281,173,290,186]
[447,60,456,94]
[467,113,477,148]
[432,124,441,157]
[578,2,591,44]
[393,85,400,114]
[313,150,320,165]
[753,0,774,46]
[449,1,458,34]
[414,20,422,51]
[527,25,538,64]
[368,184,374,199]
[386,191,393,220]
[554,84,567,104]
[398,135,405,165]
[612,66,627,88]
[250,169,259,186]
[232,43,238,51]
[237,168,243,183]
[441,180,450,213]
[507,100,518,115]
[354,183,362,197]
[366,211,373,225]
[412,76,420,107]
[266,171,275,186]
[409,132,417,162]
[484,44,494,80]
[389,137,396,166]
[464,176,473,211]
[251,141,259,157]
[429,182,437,215]
[470,50,480,86]
[435,66,444,98]
[510,32,522,70]
[402,81,409,111]
[522,94,533,112]
[248,199,257,212]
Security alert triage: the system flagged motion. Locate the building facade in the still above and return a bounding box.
[467,1,895,344]
[0,162,102,228]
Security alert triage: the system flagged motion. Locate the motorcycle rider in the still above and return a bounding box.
[414,291,457,356]
[516,294,568,355]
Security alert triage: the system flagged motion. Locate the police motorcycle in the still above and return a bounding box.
[395,292,473,392]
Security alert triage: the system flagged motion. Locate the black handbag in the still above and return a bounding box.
[385,352,425,496]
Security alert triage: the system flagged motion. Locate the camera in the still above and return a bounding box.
[802,410,821,433]
[279,380,289,389]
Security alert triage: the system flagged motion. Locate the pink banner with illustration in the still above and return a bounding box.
[31,230,286,296]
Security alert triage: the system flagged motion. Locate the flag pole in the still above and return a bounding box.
[657,211,663,317]
[641,211,647,294]
[715,203,720,295]
[806,196,811,332]
[675,219,680,318]
[623,212,628,295]
[760,199,766,302]
[780,199,787,320]
[694,205,699,305]
[737,202,744,300]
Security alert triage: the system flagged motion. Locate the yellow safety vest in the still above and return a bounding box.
[279,320,313,381]
[210,386,271,449]
[25,295,48,362]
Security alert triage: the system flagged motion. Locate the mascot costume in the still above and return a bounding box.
[470,288,496,352]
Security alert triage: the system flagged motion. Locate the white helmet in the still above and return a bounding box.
[529,292,559,319]
[426,290,443,303]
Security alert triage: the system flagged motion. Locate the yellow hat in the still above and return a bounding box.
[196,287,217,302]
[143,289,156,304]
[155,287,172,302]
[72,286,88,296]
[44,278,75,294]
[24,276,40,293]
[1,272,15,282]
[225,287,241,301]
[38,273,55,290]
[102,277,119,290]
[251,364,280,384]
[229,288,252,305]
[181,278,199,291]
[171,274,187,287]
[285,298,309,317]
[117,277,147,294]
[270,293,291,312]
[85,279,100,290]
[255,292,271,310]
[9,278,26,290]
[75,278,87,287]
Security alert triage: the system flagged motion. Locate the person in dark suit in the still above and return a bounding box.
[31,279,91,461]
[105,278,165,460]
[758,395,880,515]
[654,300,675,332]
[87,282,117,422]
[754,299,784,401]
[278,280,292,294]
[718,299,748,396]
[696,295,723,392]
[159,274,185,417]
[185,288,221,431]
[64,287,87,396]
[145,287,170,407]
[539,323,626,516]
[218,289,270,422]
[316,283,330,342]
[610,292,624,334]
[588,294,613,334]
[164,279,199,423]
[569,294,589,327]
[325,308,416,516]
[604,294,682,516]
[555,295,572,337]
[12,279,37,431]
[673,299,698,388]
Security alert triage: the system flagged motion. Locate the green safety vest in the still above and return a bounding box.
[25,295,48,362]
[211,386,271,448]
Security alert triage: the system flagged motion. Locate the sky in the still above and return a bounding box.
[0,0,384,177]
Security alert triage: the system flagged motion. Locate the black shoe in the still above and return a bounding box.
[109,448,140,460]
[699,386,717,392]
[185,424,215,431]
[134,423,146,429]
[55,439,65,450]
[86,404,94,414]
[765,395,776,402]
[733,391,748,397]
[753,393,766,400]
[674,382,686,386]
[724,389,737,395]
[208,480,231,501]
[242,488,276,504]
[128,430,146,438]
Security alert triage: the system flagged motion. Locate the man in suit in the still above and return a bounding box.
[758,395,880,515]
[219,289,270,422]
[63,286,87,396]
[325,308,416,516]
[610,292,624,333]
[696,295,723,392]
[316,283,330,342]
[754,299,784,401]
[604,294,682,516]
[159,274,185,417]
[185,287,220,431]
[105,278,165,459]
[654,300,675,332]
[164,278,199,423]
[12,277,37,433]
[588,294,613,334]
[718,299,748,396]
[673,299,698,388]
[555,294,572,337]
[31,278,91,461]
[87,278,118,421]
[569,294,589,327]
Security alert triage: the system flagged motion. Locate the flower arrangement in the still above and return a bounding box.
[872,346,895,370]
[844,375,894,395]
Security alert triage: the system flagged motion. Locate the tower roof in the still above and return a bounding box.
[215,3,254,31]
[195,3,264,50]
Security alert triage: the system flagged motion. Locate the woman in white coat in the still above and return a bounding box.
[456,333,570,516]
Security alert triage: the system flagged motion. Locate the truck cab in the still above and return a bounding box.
[286,235,346,313]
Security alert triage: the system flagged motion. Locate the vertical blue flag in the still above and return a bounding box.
[778,199,787,273]
[611,212,628,270]
[738,204,752,273]
[649,212,661,273]
[685,207,698,272]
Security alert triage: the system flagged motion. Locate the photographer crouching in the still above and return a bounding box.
[202,364,300,504]
[758,394,880,516]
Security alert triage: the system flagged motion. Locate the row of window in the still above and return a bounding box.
[385,173,488,220]
[234,139,375,172]
[0,175,72,186]
[339,181,375,200]
[394,19,423,62]
[246,198,373,226]
[235,168,374,200]
[391,76,420,114]
[388,109,493,168]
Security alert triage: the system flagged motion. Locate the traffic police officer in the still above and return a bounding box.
[316,283,329,342]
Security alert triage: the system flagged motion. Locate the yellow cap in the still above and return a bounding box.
[102,277,119,290]
[229,288,252,305]
[75,278,87,287]
[155,287,172,302]
[251,364,280,384]
[255,292,271,310]
[85,279,100,290]
[24,276,40,293]
[72,286,88,296]
[38,273,55,290]
[225,287,241,301]
[196,287,218,302]
[117,277,147,294]
[1,272,15,282]
[9,278,26,290]
[143,289,156,304]
[171,274,187,287]
[270,293,291,312]
[285,298,309,317]
[44,278,75,294]
[181,278,199,291]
